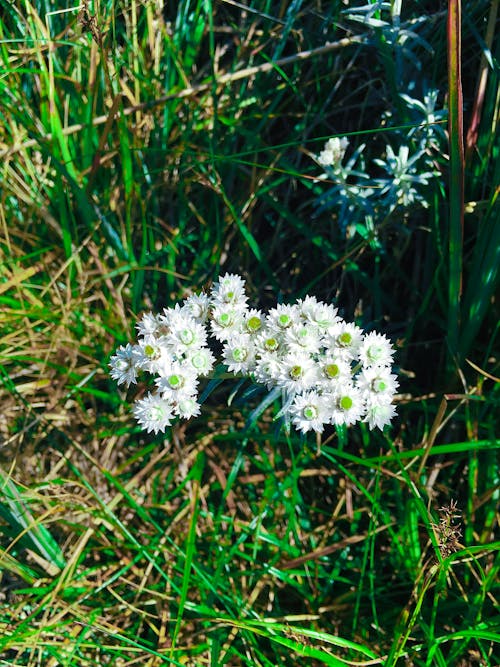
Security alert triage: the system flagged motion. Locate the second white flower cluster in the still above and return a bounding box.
[109,274,398,435]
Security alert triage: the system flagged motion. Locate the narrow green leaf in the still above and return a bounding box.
[0,468,66,572]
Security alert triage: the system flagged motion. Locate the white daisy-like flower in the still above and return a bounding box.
[318,356,352,390]
[356,366,399,403]
[290,390,330,433]
[135,336,173,373]
[222,334,257,374]
[330,385,365,426]
[155,363,199,401]
[136,312,167,338]
[277,352,319,394]
[326,321,363,361]
[109,343,140,387]
[253,352,283,389]
[243,308,266,336]
[297,296,340,332]
[266,303,300,333]
[284,321,322,354]
[166,312,208,354]
[158,304,182,331]
[181,292,211,323]
[174,395,201,419]
[132,393,174,434]
[254,331,285,357]
[185,347,216,376]
[210,273,248,309]
[359,332,394,368]
[210,305,246,341]
[363,401,397,430]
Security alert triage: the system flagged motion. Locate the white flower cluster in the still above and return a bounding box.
[316,136,349,171]
[109,274,398,435]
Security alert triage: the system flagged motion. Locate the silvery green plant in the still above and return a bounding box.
[372,143,438,209]
[314,3,445,240]
[110,274,398,435]
[313,105,442,239]
[315,137,375,239]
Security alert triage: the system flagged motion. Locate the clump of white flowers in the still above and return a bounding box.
[109,274,398,435]
[316,136,349,172]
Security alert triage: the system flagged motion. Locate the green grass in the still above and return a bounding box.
[0,0,499,665]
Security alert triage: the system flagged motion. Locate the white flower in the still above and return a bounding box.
[136,312,167,338]
[330,385,365,426]
[155,361,198,402]
[284,321,322,354]
[266,303,300,333]
[110,271,400,436]
[297,296,340,331]
[210,273,248,309]
[277,352,319,394]
[185,347,216,376]
[359,332,394,368]
[222,334,257,374]
[243,308,266,336]
[290,391,330,433]
[133,393,174,434]
[318,356,352,390]
[109,343,140,387]
[134,336,173,374]
[210,305,245,341]
[356,366,399,403]
[363,401,397,430]
[316,137,349,169]
[155,363,199,401]
[253,352,283,389]
[254,331,285,357]
[181,292,211,323]
[326,321,363,361]
[158,304,182,331]
[166,313,208,354]
[174,395,201,419]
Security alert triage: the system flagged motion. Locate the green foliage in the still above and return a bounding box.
[0,0,498,665]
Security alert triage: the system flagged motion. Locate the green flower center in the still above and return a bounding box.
[179,328,195,345]
[371,378,387,393]
[303,405,318,420]
[339,395,353,410]
[144,344,158,358]
[289,365,303,380]
[247,316,262,332]
[148,406,164,421]
[167,374,184,389]
[324,363,340,379]
[264,337,279,352]
[232,348,247,362]
[338,332,352,347]
[278,314,292,328]
[296,327,309,344]
[191,352,205,370]
[217,312,233,327]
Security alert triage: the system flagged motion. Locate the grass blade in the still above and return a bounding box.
[0,468,66,574]
[446,0,465,365]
